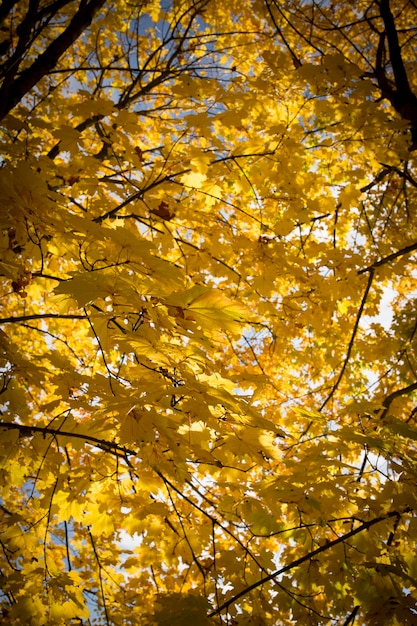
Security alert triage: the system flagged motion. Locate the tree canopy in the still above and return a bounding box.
[1,0,417,624]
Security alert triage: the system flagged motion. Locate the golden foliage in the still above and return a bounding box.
[1,0,417,623]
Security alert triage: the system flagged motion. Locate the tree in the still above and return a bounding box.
[1,0,417,623]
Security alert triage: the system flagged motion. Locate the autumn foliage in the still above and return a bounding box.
[1,0,417,624]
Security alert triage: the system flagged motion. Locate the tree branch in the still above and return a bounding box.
[358,241,417,274]
[0,313,87,324]
[208,508,410,617]
[342,605,360,626]
[379,381,417,419]
[320,269,374,410]
[0,421,136,463]
[0,0,107,121]
[0,0,40,91]
[377,0,417,146]
[378,0,412,99]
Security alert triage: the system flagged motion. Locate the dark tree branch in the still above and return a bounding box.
[89,529,111,626]
[265,0,302,68]
[379,0,413,100]
[320,269,374,410]
[358,241,417,274]
[0,0,40,90]
[342,605,360,626]
[380,381,417,419]
[0,421,136,463]
[208,508,411,617]
[377,0,417,146]
[0,313,87,324]
[0,0,20,25]
[360,167,392,192]
[0,0,106,121]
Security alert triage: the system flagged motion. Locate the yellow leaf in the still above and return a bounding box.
[166,285,251,332]
[181,170,207,188]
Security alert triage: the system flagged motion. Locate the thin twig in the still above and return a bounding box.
[320,269,374,410]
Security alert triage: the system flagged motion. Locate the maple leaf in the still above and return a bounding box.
[165,285,253,332]
[151,201,175,220]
